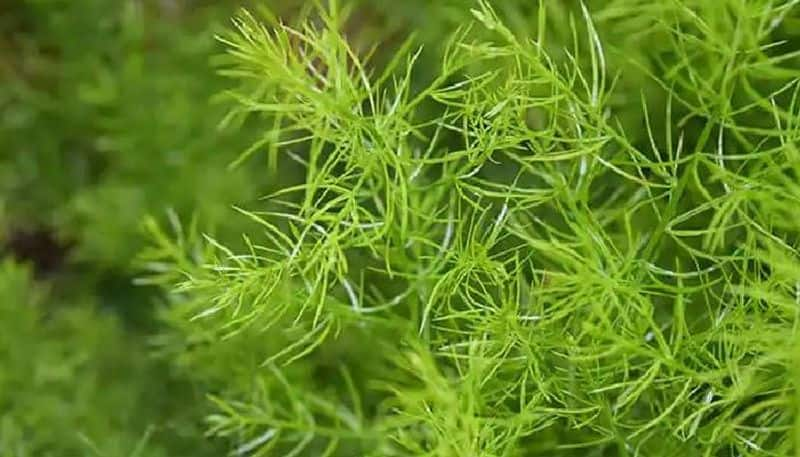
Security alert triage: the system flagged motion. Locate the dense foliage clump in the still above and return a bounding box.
[4,1,800,455]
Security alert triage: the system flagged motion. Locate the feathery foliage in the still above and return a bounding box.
[140,1,800,455]
[5,0,800,455]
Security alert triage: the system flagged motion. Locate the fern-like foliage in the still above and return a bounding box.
[140,1,800,456]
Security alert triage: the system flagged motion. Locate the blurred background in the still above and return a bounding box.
[1,2,272,455]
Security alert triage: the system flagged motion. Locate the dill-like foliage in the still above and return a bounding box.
[138,1,800,456]
[3,0,800,455]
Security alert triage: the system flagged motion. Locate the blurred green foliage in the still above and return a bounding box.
[1,0,268,266]
[0,261,216,456]
[1,1,265,454]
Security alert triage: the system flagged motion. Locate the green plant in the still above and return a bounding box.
[137,1,800,455]
[4,0,800,455]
